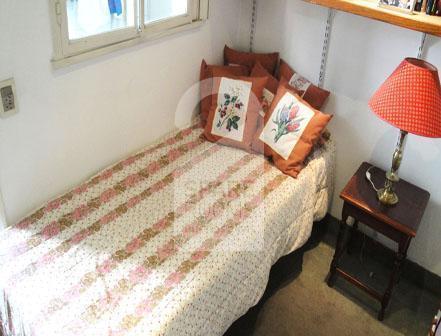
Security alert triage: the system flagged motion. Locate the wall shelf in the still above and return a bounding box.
[303,0,441,37]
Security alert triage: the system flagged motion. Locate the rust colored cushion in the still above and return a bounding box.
[251,62,279,95]
[200,60,249,126]
[251,61,279,113]
[252,82,332,178]
[224,45,279,75]
[278,59,330,110]
[204,69,268,152]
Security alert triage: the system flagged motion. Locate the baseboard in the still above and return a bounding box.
[321,214,441,297]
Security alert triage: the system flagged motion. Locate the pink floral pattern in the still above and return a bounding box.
[6,142,217,287]
[109,173,288,336]
[64,158,263,335]
[14,124,199,231]
[38,153,255,321]
[8,137,206,261]
[0,122,336,336]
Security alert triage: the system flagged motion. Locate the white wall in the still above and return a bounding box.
[0,191,6,228]
[246,0,441,276]
[0,0,244,227]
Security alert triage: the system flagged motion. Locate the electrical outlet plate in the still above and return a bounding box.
[0,78,18,118]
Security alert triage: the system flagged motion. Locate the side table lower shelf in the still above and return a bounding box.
[327,202,413,321]
[330,268,383,302]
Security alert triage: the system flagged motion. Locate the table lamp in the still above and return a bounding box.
[368,58,441,206]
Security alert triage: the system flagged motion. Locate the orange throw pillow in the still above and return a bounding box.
[251,62,279,95]
[251,61,279,110]
[204,69,268,152]
[278,59,330,110]
[224,45,279,76]
[253,82,332,178]
[200,60,249,126]
[250,62,280,141]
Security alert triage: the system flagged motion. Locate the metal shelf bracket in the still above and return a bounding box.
[417,32,427,59]
[250,0,258,52]
[318,8,335,88]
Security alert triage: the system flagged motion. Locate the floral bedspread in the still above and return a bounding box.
[0,122,335,336]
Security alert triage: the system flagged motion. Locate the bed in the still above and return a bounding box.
[0,121,335,336]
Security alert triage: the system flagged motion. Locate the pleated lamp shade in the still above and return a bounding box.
[369,58,441,138]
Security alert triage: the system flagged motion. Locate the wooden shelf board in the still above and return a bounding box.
[304,0,441,37]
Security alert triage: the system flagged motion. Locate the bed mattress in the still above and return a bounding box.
[0,122,335,336]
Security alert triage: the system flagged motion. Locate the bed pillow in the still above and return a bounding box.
[251,61,279,112]
[250,62,280,144]
[253,82,332,177]
[224,45,279,75]
[200,60,250,126]
[204,69,268,152]
[251,79,287,155]
[278,59,330,110]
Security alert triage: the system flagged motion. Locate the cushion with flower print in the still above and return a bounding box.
[278,59,330,110]
[251,78,298,154]
[224,45,279,76]
[203,68,268,152]
[200,60,250,127]
[252,82,332,178]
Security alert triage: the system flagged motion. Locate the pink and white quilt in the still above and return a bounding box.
[0,121,335,336]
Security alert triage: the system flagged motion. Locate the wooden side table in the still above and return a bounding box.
[327,162,430,321]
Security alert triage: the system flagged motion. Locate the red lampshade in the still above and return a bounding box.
[369,58,441,138]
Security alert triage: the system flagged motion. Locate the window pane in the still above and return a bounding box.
[67,0,135,40]
[144,0,188,24]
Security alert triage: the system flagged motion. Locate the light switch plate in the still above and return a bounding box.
[0,78,18,118]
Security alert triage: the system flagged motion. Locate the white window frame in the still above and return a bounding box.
[50,0,209,68]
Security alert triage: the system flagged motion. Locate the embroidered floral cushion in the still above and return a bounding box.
[253,83,332,177]
[224,45,279,75]
[278,59,330,110]
[252,78,299,154]
[203,69,268,152]
[200,60,250,126]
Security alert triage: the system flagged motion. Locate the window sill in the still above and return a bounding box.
[51,19,206,69]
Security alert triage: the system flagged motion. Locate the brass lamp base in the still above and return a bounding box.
[377,188,399,206]
[377,130,408,206]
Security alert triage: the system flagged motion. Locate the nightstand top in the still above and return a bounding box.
[340,162,430,237]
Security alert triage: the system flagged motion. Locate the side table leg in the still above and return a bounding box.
[378,236,411,321]
[347,220,359,255]
[395,238,411,285]
[327,208,349,287]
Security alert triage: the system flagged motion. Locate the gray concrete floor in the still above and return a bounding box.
[225,222,439,336]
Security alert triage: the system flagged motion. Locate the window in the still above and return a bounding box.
[51,0,208,67]
[145,0,188,24]
[66,0,136,41]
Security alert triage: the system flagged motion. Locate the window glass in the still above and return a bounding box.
[144,0,188,24]
[67,0,135,40]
